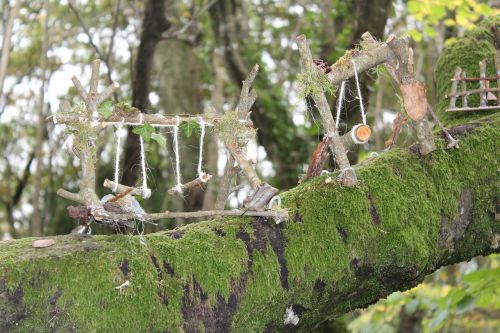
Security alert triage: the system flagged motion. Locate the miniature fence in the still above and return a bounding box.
[446,59,500,112]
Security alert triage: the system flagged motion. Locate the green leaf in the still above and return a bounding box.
[430,6,446,20]
[97,100,113,119]
[132,123,154,142]
[151,132,166,148]
[423,26,438,38]
[408,29,422,42]
[428,310,449,331]
[404,299,419,315]
[180,120,200,138]
[456,294,476,314]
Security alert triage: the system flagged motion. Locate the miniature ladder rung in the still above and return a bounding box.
[445,105,500,112]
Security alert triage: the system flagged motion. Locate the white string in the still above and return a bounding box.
[351,59,367,125]
[173,115,182,193]
[138,113,151,199]
[335,81,346,129]
[197,116,206,179]
[113,119,124,192]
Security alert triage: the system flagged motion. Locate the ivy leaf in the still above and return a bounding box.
[98,100,113,119]
[151,132,166,148]
[180,120,200,138]
[132,124,154,142]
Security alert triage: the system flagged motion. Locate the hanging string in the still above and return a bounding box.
[173,115,183,194]
[351,59,367,125]
[335,81,346,130]
[197,116,206,179]
[139,113,151,199]
[113,119,124,192]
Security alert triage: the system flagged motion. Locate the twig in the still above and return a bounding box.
[450,75,500,81]
[106,0,121,63]
[103,179,143,197]
[97,208,289,224]
[385,112,406,149]
[51,109,251,127]
[296,34,357,186]
[448,67,462,109]
[306,136,332,179]
[108,187,134,202]
[168,173,213,195]
[427,105,459,149]
[479,60,487,107]
[67,0,115,87]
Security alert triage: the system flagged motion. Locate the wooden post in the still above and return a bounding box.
[461,71,468,108]
[448,67,462,109]
[479,60,487,107]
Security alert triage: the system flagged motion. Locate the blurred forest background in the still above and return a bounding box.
[0,0,498,332]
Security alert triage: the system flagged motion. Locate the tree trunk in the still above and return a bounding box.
[0,0,21,102]
[121,0,170,186]
[31,0,50,237]
[0,115,498,332]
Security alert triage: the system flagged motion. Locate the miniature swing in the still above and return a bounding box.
[111,114,212,199]
[334,59,372,145]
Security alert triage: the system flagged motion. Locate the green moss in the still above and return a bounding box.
[435,16,500,124]
[296,70,335,100]
[214,110,256,146]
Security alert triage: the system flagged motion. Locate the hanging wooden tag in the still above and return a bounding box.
[400,82,428,121]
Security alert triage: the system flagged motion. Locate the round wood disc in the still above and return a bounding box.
[32,239,55,248]
[355,124,371,142]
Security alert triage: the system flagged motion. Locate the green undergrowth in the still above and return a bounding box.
[436,16,500,125]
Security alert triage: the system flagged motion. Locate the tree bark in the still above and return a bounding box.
[0,114,498,332]
[31,0,50,237]
[0,0,21,103]
[121,0,170,186]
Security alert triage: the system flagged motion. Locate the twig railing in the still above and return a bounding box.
[446,59,500,112]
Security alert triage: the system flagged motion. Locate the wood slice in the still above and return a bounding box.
[400,82,428,121]
[354,124,371,142]
[32,239,55,248]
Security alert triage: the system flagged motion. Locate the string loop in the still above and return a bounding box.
[173,115,182,193]
[197,116,206,179]
[351,59,367,125]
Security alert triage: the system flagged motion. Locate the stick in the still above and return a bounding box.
[296,34,357,186]
[51,110,251,128]
[448,68,462,109]
[103,179,143,197]
[479,60,487,107]
[93,208,289,224]
[168,174,213,196]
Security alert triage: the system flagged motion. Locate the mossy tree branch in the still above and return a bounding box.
[1,113,498,332]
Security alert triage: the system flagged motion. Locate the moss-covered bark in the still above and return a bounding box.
[1,22,499,333]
